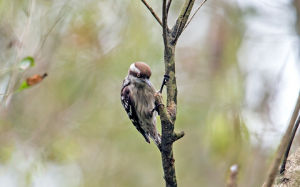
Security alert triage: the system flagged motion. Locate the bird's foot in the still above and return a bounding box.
[159,74,170,93]
[151,103,164,116]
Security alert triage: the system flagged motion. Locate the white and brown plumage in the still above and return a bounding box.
[121,62,161,145]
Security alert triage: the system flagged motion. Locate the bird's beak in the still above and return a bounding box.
[145,79,152,87]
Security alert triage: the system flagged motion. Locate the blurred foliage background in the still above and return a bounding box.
[0,0,299,186]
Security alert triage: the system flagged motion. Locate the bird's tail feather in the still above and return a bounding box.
[151,133,161,146]
[143,134,151,143]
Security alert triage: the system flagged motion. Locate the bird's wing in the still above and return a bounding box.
[121,81,150,143]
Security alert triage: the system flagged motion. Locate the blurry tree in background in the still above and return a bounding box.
[0,0,299,187]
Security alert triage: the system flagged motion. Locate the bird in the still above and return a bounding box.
[121,62,161,145]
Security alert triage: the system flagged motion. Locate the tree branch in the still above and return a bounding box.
[226,164,239,187]
[171,0,195,44]
[141,0,163,27]
[183,0,208,31]
[162,0,168,47]
[280,114,300,174]
[155,93,183,187]
[166,0,172,14]
[263,92,300,187]
[155,93,172,126]
[172,131,185,142]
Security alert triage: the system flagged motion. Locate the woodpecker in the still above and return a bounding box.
[121,62,162,145]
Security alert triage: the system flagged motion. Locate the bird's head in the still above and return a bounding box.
[128,62,152,86]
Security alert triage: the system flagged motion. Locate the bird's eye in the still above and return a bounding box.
[137,73,141,78]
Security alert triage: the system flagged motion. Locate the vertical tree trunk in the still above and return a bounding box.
[162,42,177,187]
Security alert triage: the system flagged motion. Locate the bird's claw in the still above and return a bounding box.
[159,74,170,93]
[154,91,161,97]
[151,103,164,116]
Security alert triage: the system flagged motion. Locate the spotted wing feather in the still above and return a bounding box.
[121,80,150,143]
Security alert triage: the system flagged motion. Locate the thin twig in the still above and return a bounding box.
[226,164,239,187]
[2,0,36,106]
[280,114,300,174]
[141,0,163,27]
[166,0,172,14]
[36,4,68,55]
[162,0,168,47]
[183,0,207,31]
[18,0,35,58]
[263,92,300,187]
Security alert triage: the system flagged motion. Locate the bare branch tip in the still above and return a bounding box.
[183,0,208,31]
[166,0,173,14]
[173,131,185,141]
[141,0,163,27]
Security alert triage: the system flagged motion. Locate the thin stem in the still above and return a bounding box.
[35,3,68,56]
[264,92,300,187]
[141,0,163,27]
[166,0,172,14]
[226,164,239,187]
[162,0,168,47]
[172,0,195,44]
[280,114,300,174]
[183,0,208,31]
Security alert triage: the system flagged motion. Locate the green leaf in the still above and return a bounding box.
[19,56,35,70]
[17,81,30,92]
